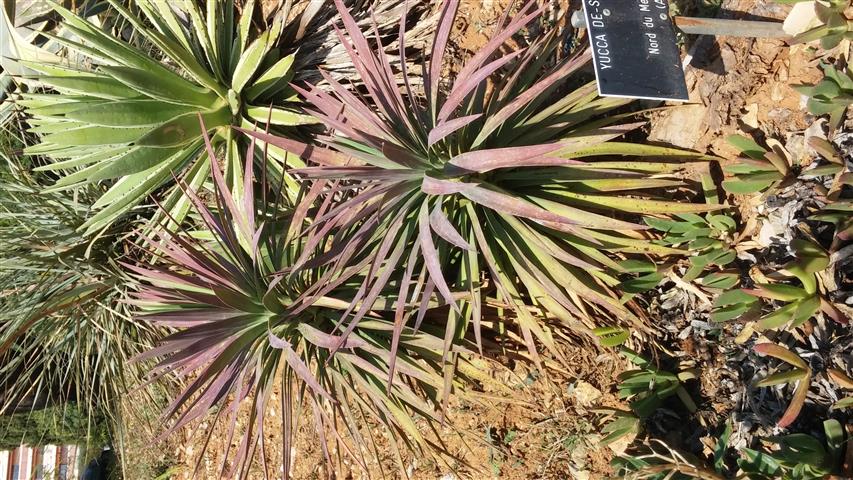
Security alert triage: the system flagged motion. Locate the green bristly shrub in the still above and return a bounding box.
[0,405,108,450]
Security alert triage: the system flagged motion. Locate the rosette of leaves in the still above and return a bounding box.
[741,239,848,329]
[810,139,853,251]
[794,63,853,130]
[630,419,848,479]
[17,0,426,235]
[644,174,740,291]
[0,154,160,440]
[615,348,697,419]
[128,124,491,478]
[737,419,847,479]
[242,0,714,361]
[721,134,845,194]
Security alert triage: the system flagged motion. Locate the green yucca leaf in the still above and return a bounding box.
[19,0,352,235]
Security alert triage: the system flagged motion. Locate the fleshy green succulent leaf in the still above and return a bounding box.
[699,272,739,290]
[746,283,810,301]
[777,370,811,428]
[754,343,808,369]
[727,134,767,159]
[756,368,809,387]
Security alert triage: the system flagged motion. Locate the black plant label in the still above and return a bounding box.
[582,0,689,101]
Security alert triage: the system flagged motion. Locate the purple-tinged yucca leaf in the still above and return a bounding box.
[434,49,526,128]
[427,113,483,147]
[418,202,462,314]
[429,205,475,251]
[445,143,578,174]
[427,0,460,107]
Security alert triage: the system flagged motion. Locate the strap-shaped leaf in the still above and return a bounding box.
[64,100,195,127]
[756,368,809,387]
[245,106,316,126]
[40,125,149,146]
[244,53,296,101]
[754,343,808,369]
[231,29,275,93]
[82,146,198,235]
[746,283,810,301]
[34,75,141,100]
[135,108,230,148]
[778,370,811,428]
[100,66,216,107]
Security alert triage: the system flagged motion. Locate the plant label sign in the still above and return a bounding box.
[581,0,689,101]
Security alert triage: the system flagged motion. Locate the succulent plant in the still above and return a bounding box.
[0,153,160,434]
[794,64,853,131]
[242,0,715,365]
[128,120,493,477]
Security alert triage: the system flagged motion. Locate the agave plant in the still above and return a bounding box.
[128,121,494,477]
[242,0,715,364]
[16,0,427,235]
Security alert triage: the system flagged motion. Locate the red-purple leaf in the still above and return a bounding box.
[446,142,571,174]
[429,205,474,251]
[268,332,335,403]
[418,202,461,314]
[427,113,482,147]
[778,370,810,428]
[428,0,460,106]
[437,49,525,124]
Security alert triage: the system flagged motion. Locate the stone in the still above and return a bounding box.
[572,381,603,408]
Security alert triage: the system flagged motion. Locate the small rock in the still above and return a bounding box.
[648,104,707,149]
[783,1,820,37]
[572,381,603,408]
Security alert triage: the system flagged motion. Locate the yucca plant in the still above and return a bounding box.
[16,0,426,235]
[129,122,494,478]
[0,153,161,452]
[242,0,716,363]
